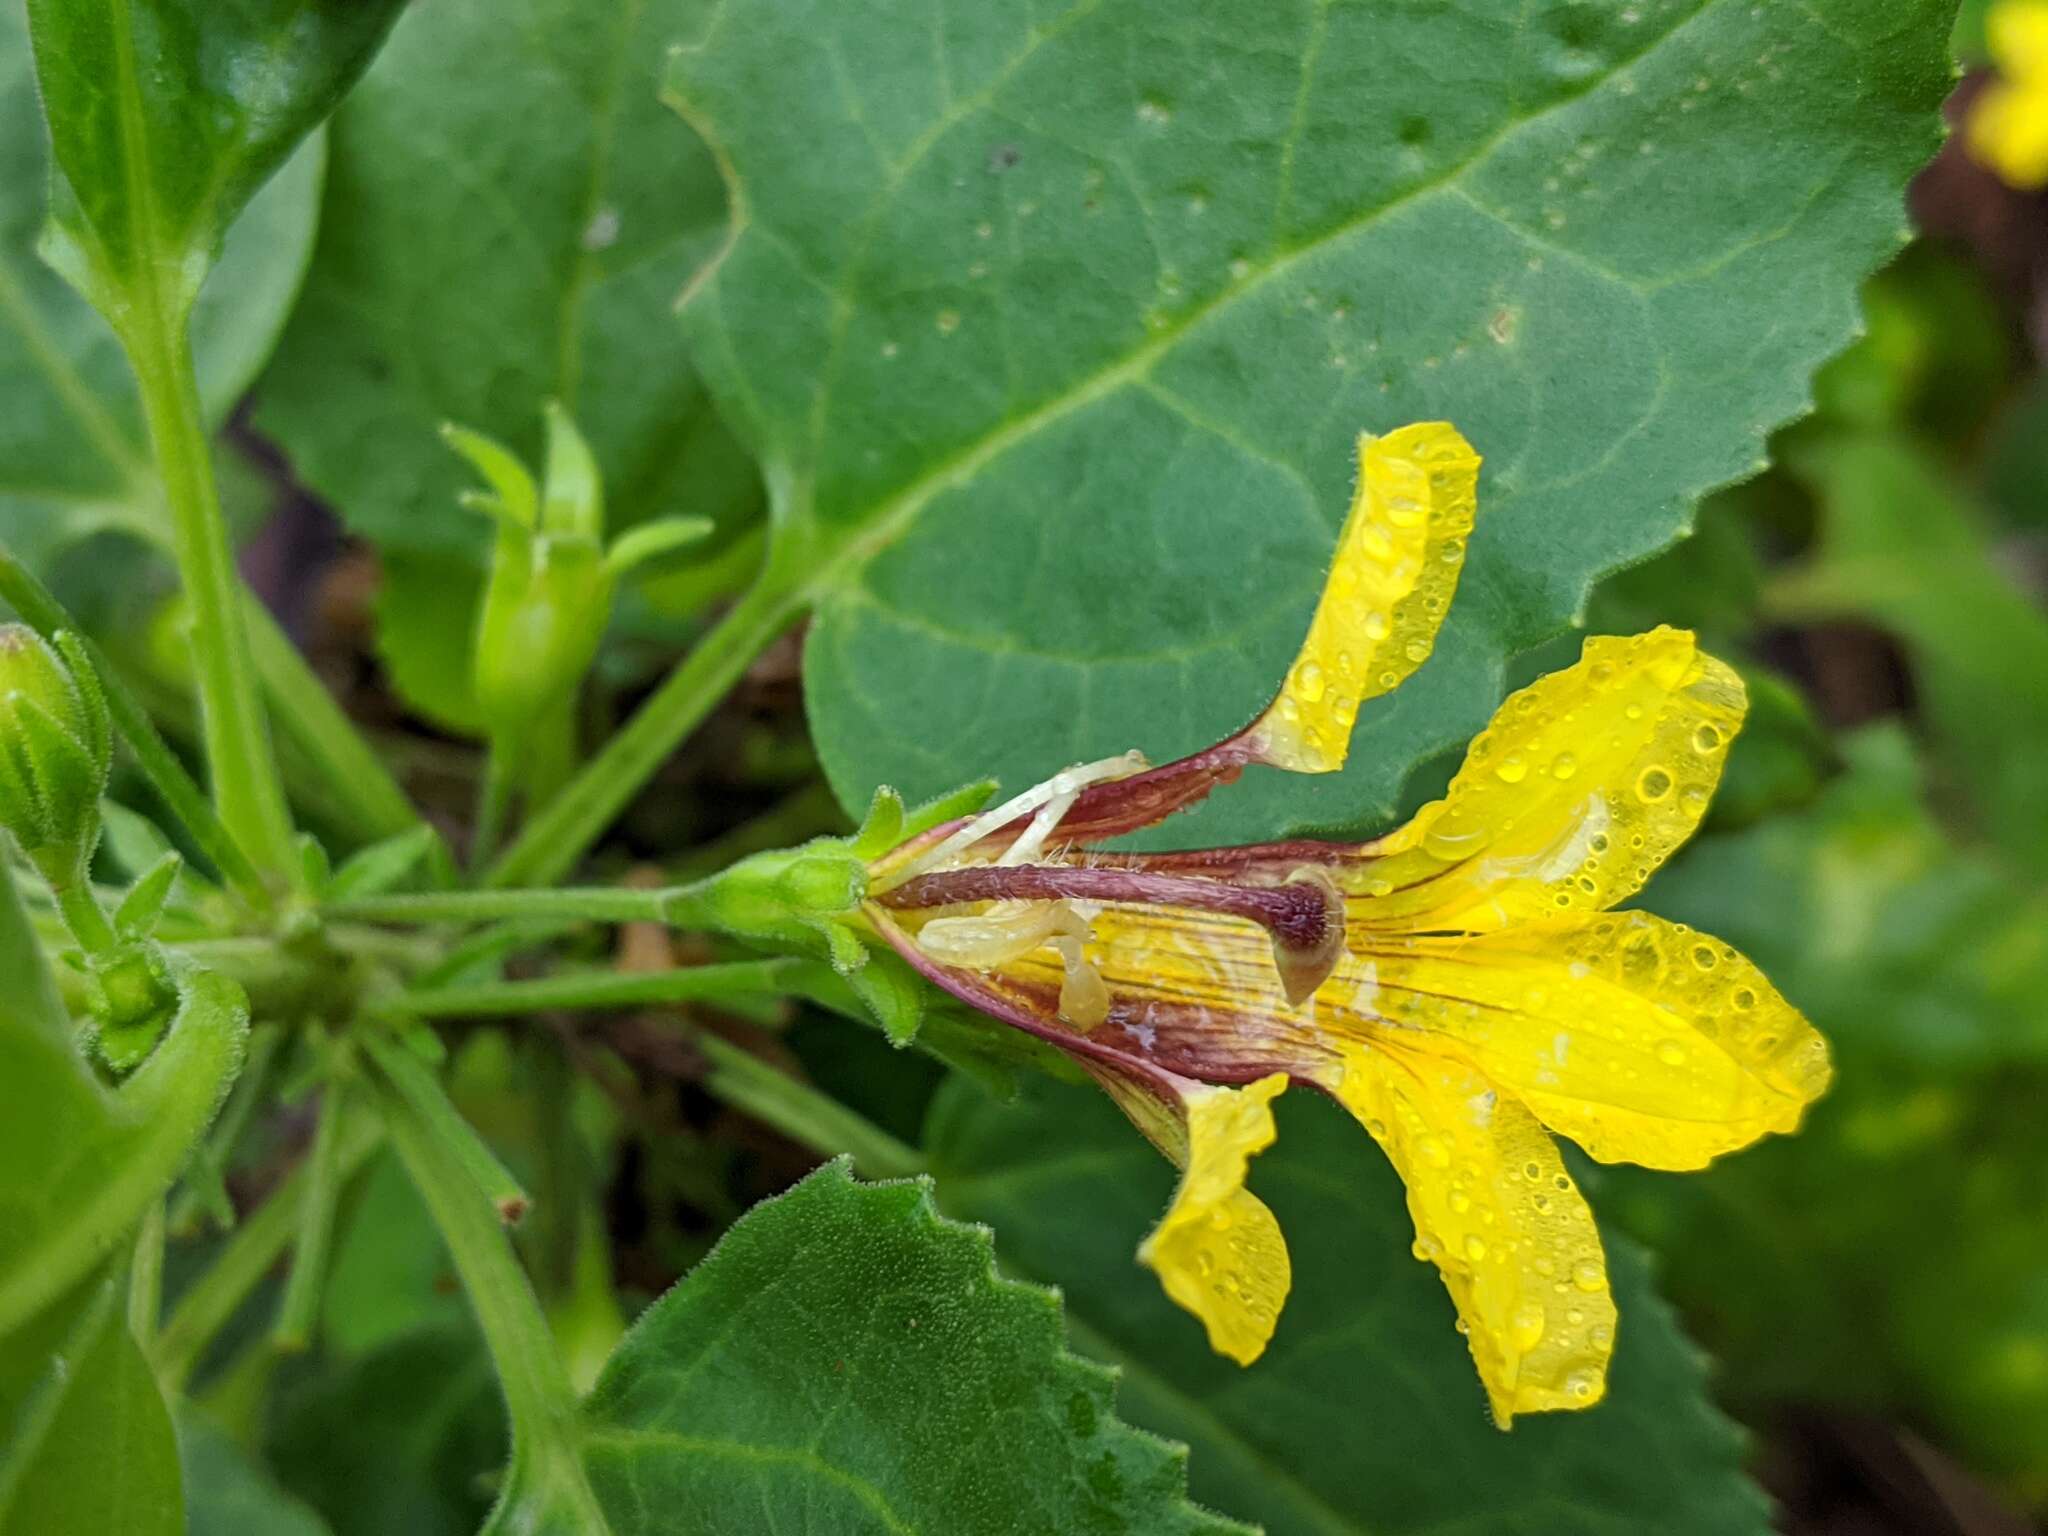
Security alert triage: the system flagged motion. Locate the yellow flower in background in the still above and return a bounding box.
[1971,0,2048,188]
[862,423,1831,1426]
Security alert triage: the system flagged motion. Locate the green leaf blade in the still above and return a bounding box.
[668,0,1953,841]
[24,0,403,317]
[581,1160,1251,1535]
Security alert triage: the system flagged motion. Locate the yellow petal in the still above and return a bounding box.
[1251,423,1480,773]
[1990,0,2048,77]
[1328,1042,1614,1426]
[1352,911,1831,1170]
[1969,79,2048,190]
[1349,628,1744,931]
[1137,1072,1292,1365]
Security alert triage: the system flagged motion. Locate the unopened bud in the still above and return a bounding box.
[0,625,111,886]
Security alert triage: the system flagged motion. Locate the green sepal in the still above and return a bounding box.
[12,692,105,881]
[297,833,334,894]
[603,516,714,579]
[899,779,1000,843]
[846,947,926,1047]
[820,919,868,976]
[113,852,183,941]
[48,632,109,768]
[849,785,905,861]
[540,401,604,539]
[441,423,539,528]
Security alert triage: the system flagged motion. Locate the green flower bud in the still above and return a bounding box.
[0,625,111,886]
[444,403,717,755]
[445,406,615,749]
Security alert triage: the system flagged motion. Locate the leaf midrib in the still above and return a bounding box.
[733,0,1727,608]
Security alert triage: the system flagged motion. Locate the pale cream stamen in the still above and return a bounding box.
[874,751,1146,891]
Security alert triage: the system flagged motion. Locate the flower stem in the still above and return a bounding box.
[486,576,805,888]
[271,1077,351,1351]
[369,1053,609,1535]
[244,595,420,845]
[394,958,806,1018]
[361,1033,529,1224]
[53,879,117,957]
[156,1115,382,1391]
[128,1198,164,1349]
[126,310,299,889]
[683,1025,925,1178]
[323,885,672,927]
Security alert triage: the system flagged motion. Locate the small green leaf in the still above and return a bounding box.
[929,1077,1774,1536]
[113,850,181,939]
[23,0,403,324]
[580,1159,1249,1534]
[325,824,442,903]
[0,1267,182,1536]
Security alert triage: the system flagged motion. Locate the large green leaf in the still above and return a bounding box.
[929,1076,1771,1536]
[180,1408,331,1536]
[0,1268,182,1536]
[579,1159,1250,1535]
[663,0,1950,840]
[266,1322,505,1536]
[0,2,324,562]
[1607,726,2048,1499]
[253,0,758,566]
[23,0,402,324]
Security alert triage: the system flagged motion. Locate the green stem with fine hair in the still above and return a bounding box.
[369,1057,611,1535]
[156,1114,382,1392]
[244,596,421,846]
[126,306,300,889]
[394,958,806,1018]
[323,884,673,927]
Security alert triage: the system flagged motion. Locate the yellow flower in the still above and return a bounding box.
[1971,0,2048,189]
[862,423,1830,1426]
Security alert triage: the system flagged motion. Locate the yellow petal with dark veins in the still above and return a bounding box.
[1348,628,1745,931]
[1252,423,1480,774]
[1351,911,1831,1169]
[1138,1072,1292,1365]
[1328,1042,1614,1426]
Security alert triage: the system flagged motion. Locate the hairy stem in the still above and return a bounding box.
[127,310,299,888]
[370,1059,609,1534]
[487,576,805,888]
[245,596,421,846]
[395,958,806,1018]
[361,1033,529,1223]
[324,885,672,927]
[272,1078,350,1350]
[156,1116,382,1391]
